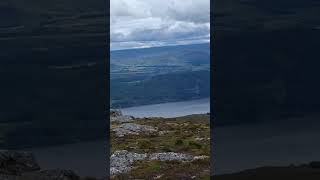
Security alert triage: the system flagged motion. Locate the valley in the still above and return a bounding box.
[110,43,210,108]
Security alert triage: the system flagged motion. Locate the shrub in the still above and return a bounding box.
[175,139,184,146]
[137,139,152,149]
[188,141,202,149]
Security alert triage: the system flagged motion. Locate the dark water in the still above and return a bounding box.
[26,100,320,177]
[121,98,210,118]
[25,99,210,177]
[214,116,320,175]
[26,140,106,178]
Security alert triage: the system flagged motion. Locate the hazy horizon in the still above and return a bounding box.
[110,42,209,52]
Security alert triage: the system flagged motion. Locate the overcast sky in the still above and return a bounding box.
[110,0,210,51]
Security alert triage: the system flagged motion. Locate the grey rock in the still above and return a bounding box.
[110,150,207,176]
[110,115,134,123]
[195,137,205,141]
[153,174,163,179]
[193,155,209,161]
[112,123,157,137]
[110,150,147,176]
[110,109,134,123]
[110,109,122,117]
[0,151,84,180]
[0,150,40,175]
[112,127,139,137]
[158,131,170,136]
[149,152,193,162]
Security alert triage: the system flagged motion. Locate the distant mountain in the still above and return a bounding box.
[111,43,210,79]
[110,44,210,108]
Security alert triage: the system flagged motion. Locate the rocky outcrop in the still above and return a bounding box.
[111,110,156,137]
[111,115,134,123]
[149,152,194,162]
[110,109,134,123]
[110,150,147,176]
[111,110,159,137]
[0,150,40,175]
[110,150,209,176]
[110,109,122,117]
[112,123,157,137]
[0,150,82,180]
[110,113,210,178]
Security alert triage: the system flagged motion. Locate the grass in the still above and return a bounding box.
[111,115,210,155]
[111,114,210,179]
[113,159,210,180]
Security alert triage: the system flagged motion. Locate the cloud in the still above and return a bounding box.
[111,0,210,50]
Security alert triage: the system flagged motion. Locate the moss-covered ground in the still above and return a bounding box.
[111,114,210,179]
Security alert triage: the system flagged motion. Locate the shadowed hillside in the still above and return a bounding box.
[212,0,320,178]
[0,0,107,148]
[213,0,320,125]
[215,162,320,180]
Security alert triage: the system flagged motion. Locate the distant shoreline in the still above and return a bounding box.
[121,98,210,118]
[110,42,209,52]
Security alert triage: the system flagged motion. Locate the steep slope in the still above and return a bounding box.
[0,1,107,148]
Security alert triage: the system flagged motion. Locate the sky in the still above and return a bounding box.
[110,0,210,51]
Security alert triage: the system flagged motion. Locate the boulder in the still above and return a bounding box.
[110,115,134,123]
[0,151,81,180]
[110,109,122,117]
[0,150,40,175]
[149,152,193,162]
[112,123,157,137]
[110,109,134,123]
[110,150,205,176]
[110,150,147,176]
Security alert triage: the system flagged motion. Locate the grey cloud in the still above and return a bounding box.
[162,0,210,23]
[111,0,210,50]
[112,21,209,42]
[111,0,209,23]
[132,25,208,42]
